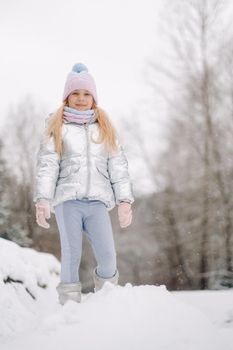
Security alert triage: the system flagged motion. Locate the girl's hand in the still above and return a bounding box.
[35,199,51,229]
[118,202,132,228]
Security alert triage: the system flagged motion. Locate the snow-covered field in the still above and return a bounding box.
[0,237,232,350]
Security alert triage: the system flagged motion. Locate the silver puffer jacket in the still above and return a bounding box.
[33,118,134,212]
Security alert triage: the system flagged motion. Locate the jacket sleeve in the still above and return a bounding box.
[33,130,60,203]
[107,142,134,205]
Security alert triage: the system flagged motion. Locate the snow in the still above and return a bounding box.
[0,237,232,350]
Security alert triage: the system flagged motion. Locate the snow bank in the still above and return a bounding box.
[0,238,231,350]
[0,238,60,339]
[2,283,228,350]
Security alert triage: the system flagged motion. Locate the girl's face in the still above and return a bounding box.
[68,89,94,111]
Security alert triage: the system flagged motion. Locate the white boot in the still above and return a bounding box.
[56,282,82,305]
[93,268,119,292]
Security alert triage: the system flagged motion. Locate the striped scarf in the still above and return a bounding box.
[63,106,97,125]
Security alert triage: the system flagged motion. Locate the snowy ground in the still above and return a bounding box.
[0,237,232,350]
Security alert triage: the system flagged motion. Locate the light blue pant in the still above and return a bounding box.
[54,199,117,283]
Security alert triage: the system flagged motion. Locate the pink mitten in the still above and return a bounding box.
[118,202,132,228]
[35,199,51,229]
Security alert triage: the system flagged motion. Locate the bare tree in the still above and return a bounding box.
[2,96,47,241]
[155,0,233,289]
[121,0,233,289]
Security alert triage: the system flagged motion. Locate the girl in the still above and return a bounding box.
[34,63,134,305]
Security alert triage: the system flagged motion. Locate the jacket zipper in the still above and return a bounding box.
[84,123,91,197]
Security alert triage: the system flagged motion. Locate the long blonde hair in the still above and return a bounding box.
[45,101,118,157]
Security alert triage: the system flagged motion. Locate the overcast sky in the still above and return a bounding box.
[0,0,163,124]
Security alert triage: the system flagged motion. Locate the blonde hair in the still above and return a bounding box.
[45,101,118,157]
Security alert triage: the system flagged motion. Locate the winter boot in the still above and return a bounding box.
[93,268,119,292]
[56,282,82,305]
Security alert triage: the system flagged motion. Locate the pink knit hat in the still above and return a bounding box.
[63,63,98,104]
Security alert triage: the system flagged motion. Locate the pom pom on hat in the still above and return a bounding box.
[72,63,88,74]
[63,63,98,104]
